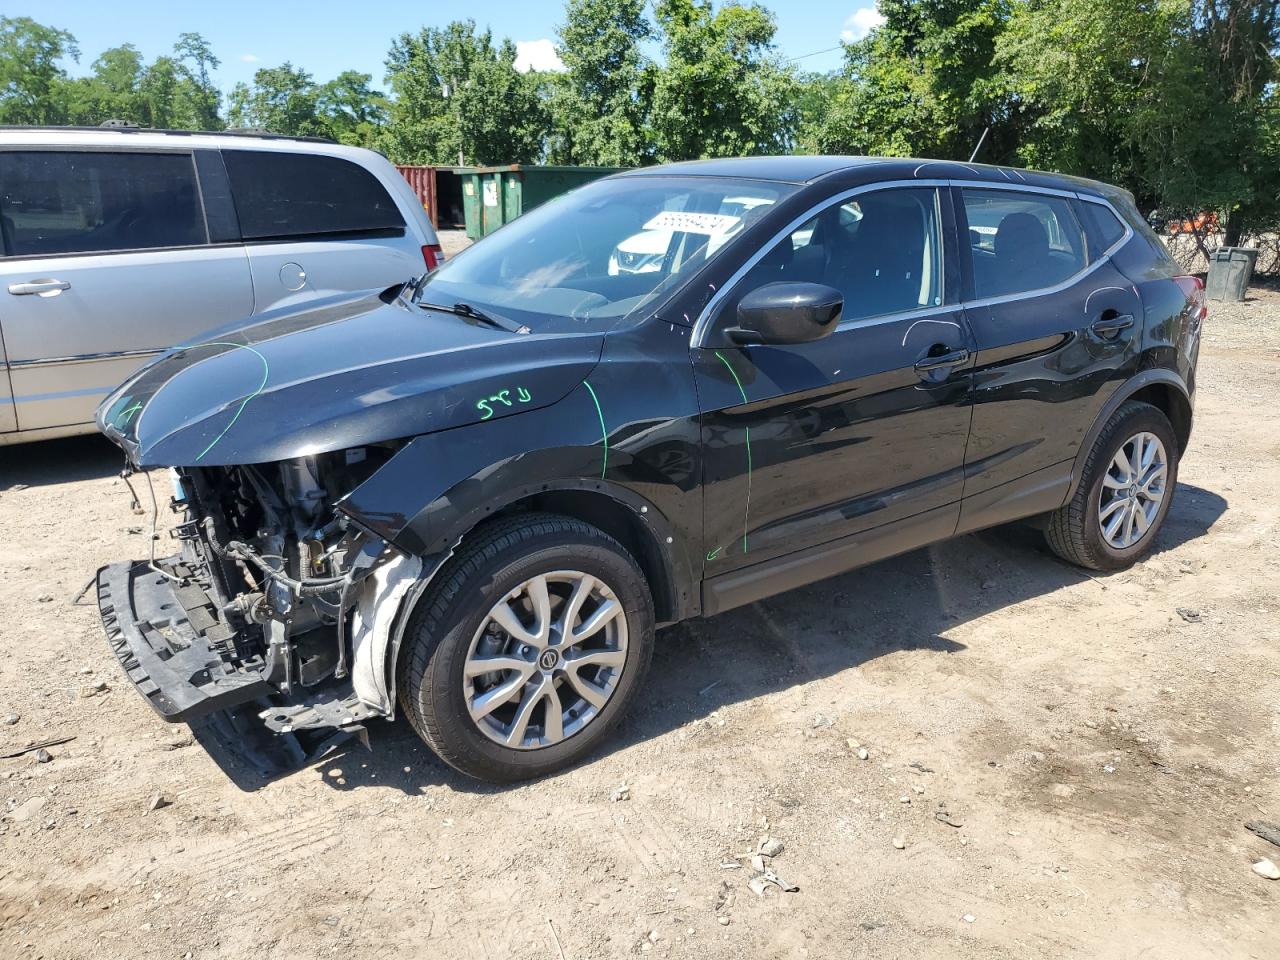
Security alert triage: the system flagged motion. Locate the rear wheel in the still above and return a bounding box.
[1045,401,1179,571]
[397,513,654,782]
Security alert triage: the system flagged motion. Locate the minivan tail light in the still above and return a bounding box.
[1174,275,1207,323]
[422,243,445,271]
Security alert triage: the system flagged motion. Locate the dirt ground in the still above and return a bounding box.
[2,281,1278,960]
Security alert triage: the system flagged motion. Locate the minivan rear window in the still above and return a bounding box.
[223,150,404,241]
[0,151,206,257]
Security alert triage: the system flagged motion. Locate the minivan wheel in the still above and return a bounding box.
[397,513,655,782]
[1045,401,1179,572]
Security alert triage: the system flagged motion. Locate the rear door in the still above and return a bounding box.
[696,184,974,574]
[0,149,252,432]
[221,149,424,311]
[954,185,1142,528]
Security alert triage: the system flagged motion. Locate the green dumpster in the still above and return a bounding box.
[453,165,627,240]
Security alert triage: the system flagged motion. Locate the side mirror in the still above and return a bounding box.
[725,282,842,346]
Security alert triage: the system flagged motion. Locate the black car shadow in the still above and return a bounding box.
[6,437,1229,792]
[287,482,1227,796]
[0,434,123,489]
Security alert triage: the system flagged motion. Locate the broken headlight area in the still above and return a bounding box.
[96,444,420,745]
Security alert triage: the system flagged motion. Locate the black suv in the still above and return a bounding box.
[95,157,1204,782]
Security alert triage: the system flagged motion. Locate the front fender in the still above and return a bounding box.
[338,380,698,610]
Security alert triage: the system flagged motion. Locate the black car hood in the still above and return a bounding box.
[97,289,605,467]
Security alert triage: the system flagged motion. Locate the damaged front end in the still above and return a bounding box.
[96,447,424,750]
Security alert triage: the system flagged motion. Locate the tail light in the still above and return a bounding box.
[421,243,445,271]
[1174,275,1207,323]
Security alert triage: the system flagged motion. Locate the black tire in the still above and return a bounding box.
[1045,400,1179,571]
[397,512,655,782]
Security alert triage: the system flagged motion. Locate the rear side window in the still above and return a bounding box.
[962,189,1087,299]
[223,150,404,241]
[0,151,206,257]
[1076,200,1128,256]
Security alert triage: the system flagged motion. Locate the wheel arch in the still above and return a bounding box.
[361,477,696,720]
[1066,370,1192,501]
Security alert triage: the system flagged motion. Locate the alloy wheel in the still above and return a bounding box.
[1098,431,1168,550]
[463,571,628,750]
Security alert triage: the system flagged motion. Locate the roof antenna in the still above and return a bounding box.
[968,126,990,163]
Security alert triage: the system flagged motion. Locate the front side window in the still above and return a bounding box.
[416,176,797,328]
[962,188,1087,299]
[720,187,943,327]
[223,150,405,241]
[0,151,206,257]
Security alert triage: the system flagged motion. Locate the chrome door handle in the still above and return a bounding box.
[8,279,71,296]
[1090,313,1134,337]
[914,347,971,372]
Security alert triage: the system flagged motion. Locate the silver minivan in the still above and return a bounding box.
[0,127,443,445]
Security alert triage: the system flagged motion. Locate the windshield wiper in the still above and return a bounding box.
[420,301,530,335]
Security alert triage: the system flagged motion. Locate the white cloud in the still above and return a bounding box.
[840,5,886,43]
[514,39,565,74]
[238,54,261,63]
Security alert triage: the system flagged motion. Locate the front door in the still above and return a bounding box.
[0,149,253,432]
[695,186,974,576]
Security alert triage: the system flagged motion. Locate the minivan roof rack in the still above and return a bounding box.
[0,124,336,144]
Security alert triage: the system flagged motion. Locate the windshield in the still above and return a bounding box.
[416,176,797,328]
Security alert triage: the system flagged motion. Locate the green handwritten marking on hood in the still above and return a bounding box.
[714,350,752,554]
[194,342,270,462]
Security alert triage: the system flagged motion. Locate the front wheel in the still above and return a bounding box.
[397,513,655,782]
[1045,400,1179,571]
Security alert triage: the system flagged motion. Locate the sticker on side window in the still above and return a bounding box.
[643,211,741,235]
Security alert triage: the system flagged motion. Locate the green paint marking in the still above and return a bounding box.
[477,386,532,421]
[113,401,144,428]
[583,380,608,479]
[195,342,270,461]
[714,351,753,554]
[706,546,722,562]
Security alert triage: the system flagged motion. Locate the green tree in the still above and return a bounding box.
[814,0,1011,161]
[550,0,654,165]
[228,63,327,136]
[649,0,798,160]
[64,44,146,124]
[383,20,546,164]
[170,32,222,129]
[317,70,388,146]
[997,0,1277,240]
[0,17,78,125]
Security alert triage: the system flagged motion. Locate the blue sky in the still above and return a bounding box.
[11,0,884,95]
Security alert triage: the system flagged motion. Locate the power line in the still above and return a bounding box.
[786,45,844,64]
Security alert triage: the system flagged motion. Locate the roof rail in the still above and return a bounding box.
[0,124,336,144]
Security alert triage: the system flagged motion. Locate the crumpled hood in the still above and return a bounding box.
[97,289,604,467]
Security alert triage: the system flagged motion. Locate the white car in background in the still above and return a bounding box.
[608,195,776,275]
[0,126,443,445]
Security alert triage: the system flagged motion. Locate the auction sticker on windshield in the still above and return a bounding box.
[643,211,741,235]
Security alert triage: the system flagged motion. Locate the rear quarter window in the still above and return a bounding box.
[223,150,404,241]
[0,150,206,257]
[1075,199,1128,257]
